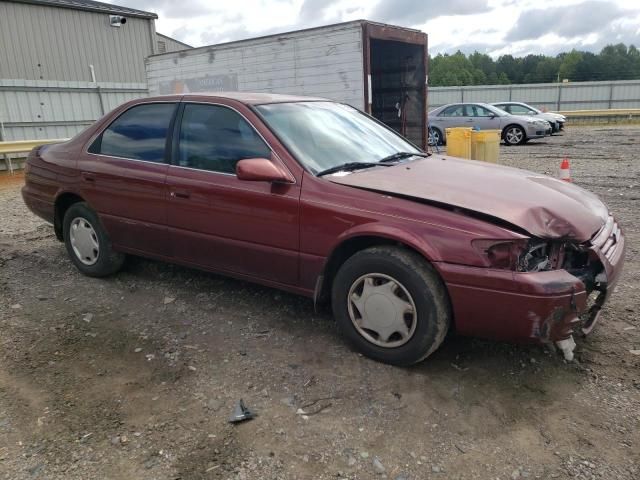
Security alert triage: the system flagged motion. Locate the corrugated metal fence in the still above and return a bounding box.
[428,79,640,111]
[0,79,147,171]
[0,79,147,142]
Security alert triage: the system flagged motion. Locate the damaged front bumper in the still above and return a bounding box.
[436,217,625,354]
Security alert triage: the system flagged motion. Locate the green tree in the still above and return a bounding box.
[427,44,640,86]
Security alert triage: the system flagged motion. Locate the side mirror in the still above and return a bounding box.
[236,158,294,183]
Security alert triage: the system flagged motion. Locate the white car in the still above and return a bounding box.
[492,102,566,133]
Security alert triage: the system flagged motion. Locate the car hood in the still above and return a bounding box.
[328,155,608,241]
[548,112,566,121]
[505,114,548,125]
[538,112,564,122]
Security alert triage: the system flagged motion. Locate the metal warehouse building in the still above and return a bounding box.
[0,0,190,151]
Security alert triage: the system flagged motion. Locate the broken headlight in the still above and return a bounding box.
[473,239,561,272]
[517,240,554,272]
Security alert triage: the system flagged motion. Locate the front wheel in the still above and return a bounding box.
[503,125,526,146]
[331,246,451,366]
[63,202,125,277]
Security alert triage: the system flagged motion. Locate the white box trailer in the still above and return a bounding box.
[145,20,429,148]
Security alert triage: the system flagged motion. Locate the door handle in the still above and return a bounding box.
[170,189,190,199]
[81,172,95,182]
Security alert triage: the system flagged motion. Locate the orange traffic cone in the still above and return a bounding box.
[559,157,572,182]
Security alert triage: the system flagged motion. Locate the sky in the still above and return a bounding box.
[111,0,640,58]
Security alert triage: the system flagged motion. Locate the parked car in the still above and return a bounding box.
[492,101,566,133]
[429,102,552,146]
[22,93,624,365]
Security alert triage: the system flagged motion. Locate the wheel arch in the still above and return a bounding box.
[54,191,85,241]
[315,227,443,306]
[501,123,527,142]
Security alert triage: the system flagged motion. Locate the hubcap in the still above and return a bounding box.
[506,127,523,144]
[69,217,100,265]
[347,273,417,348]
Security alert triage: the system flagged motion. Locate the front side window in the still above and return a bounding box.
[177,104,271,174]
[255,101,421,174]
[91,103,176,162]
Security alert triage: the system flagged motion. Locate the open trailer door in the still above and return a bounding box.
[363,22,428,149]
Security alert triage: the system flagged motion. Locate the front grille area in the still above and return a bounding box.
[590,216,621,261]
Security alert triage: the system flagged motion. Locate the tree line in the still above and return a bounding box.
[429,44,640,86]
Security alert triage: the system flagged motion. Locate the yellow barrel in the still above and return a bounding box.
[470,130,501,163]
[445,127,472,159]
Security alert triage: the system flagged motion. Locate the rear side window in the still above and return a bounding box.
[441,105,466,117]
[177,103,271,174]
[508,104,534,115]
[469,105,494,117]
[90,103,176,162]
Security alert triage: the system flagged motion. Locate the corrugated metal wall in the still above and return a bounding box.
[0,79,147,141]
[146,22,365,108]
[428,80,640,111]
[0,1,155,83]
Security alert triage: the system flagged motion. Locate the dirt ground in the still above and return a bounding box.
[0,126,638,480]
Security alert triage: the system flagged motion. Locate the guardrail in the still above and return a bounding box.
[0,139,68,174]
[558,109,640,117]
[557,109,640,125]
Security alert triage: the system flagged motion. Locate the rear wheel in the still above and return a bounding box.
[503,125,526,146]
[331,246,450,365]
[429,127,443,146]
[63,202,124,277]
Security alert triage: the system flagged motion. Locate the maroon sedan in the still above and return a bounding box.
[22,93,625,365]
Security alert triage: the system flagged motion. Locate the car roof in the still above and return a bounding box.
[151,92,329,106]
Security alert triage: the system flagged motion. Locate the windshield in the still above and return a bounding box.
[254,102,421,174]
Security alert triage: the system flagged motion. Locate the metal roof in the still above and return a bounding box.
[156,32,192,49]
[8,0,158,19]
[149,19,424,58]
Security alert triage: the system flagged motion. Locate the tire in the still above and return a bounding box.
[429,127,443,146]
[331,246,451,366]
[63,202,125,277]
[503,124,526,146]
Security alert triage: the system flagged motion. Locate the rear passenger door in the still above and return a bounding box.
[433,104,471,129]
[84,101,178,256]
[165,102,301,286]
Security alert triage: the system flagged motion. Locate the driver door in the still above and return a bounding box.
[165,102,301,286]
[468,104,499,130]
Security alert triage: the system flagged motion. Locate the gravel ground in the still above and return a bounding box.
[0,126,638,480]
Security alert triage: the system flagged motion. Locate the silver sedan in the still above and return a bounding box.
[429,102,551,146]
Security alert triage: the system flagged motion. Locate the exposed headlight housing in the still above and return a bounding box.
[472,239,561,272]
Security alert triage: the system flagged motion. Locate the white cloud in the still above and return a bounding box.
[105,0,640,57]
